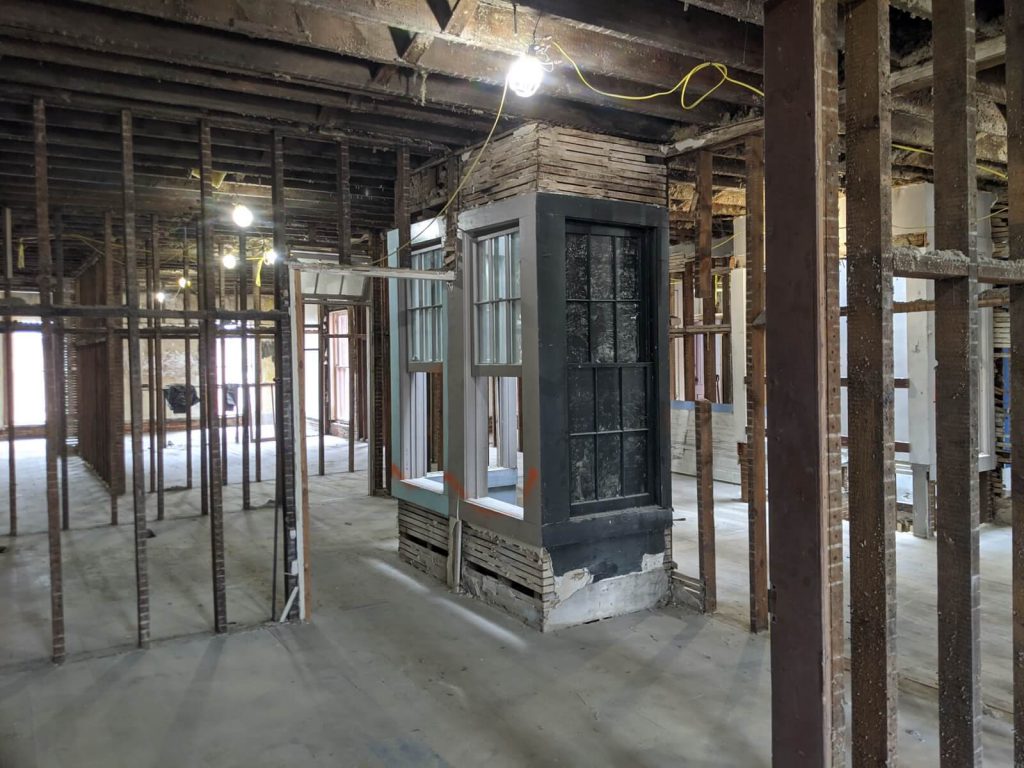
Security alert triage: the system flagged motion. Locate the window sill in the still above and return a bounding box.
[467,496,524,520]
[402,475,445,495]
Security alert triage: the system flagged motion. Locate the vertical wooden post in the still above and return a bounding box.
[3,207,14,537]
[183,232,193,490]
[318,304,326,476]
[933,3,981,764]
[338,139,352,266]
[845,2,897,763]
[396,144,411,269]
[104,211,119,524]
[146,235,156,495]
[53,209,70,531]
[240,234,251,510]
[682,264,696,401]
[121,109,151,649]
[197,224,209,516]
[219,249,228,488]
[200,120,227,632]
[348,307,356,473]
[744,135,768,633]
[272,130,299,618]
[152,215,165,520]
[697,150,716,401]
[34,98,66,663]
[695,398,716,613]
[763,1,842,763]
[1007,2,1024,762]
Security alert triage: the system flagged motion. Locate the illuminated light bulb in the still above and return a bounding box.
[507,53,544,98]
[232,204,254,228]
[263,249,278,266]
[178,276,188,289]
[155,291,166,303]
[222,252,238,269]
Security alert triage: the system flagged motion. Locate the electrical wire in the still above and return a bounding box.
[373,79,510,267]
[549,40,764,111]
[893,142,1008,181]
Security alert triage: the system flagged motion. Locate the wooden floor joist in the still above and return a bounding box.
[933,3,982,764]
[1005,2,1023,764]
[845,2,897,763]
[764,1,842,763]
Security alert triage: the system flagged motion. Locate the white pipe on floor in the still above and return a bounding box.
[278,586,298,623]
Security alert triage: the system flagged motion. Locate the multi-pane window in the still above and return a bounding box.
[565,226,652,514]
[474,231,521,367]
[407,247,444,365]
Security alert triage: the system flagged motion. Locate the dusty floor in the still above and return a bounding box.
[0,441,1015,766]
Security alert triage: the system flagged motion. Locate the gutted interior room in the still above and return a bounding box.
[0,1,1021,765]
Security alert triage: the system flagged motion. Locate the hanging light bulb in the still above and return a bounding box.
[178,275,188,289]
[232,204,254,228]
[507,49,544,98]
[222,252,238,269]
[263,248,278,266]
[155,291,166,304]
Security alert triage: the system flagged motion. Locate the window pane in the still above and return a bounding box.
[595,367,621,432]
[568,368,594,434]
[616,236,639,299]
[590,302,615,363]
[566,233,588,300]
[494,300,509,364]
[510,232,521,298]
[570,436,596,503]
[617,302,640,363]
[477,302,494,364]
[622,433,649,495]
[621,367,647,429]
[589,235,614,299]
[596,433,623,499]
[512,299,522,364]
[566,302,589,362]
[477,241,492,301]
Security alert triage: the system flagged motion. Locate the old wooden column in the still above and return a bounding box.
[1008,2,1024,762]
[122,110,151,649]
[34,98,66,663]
[3,207,14,537]
[200,120,227,632]
[744,134,768,633]
[845,1,897,763]
[933,3,982,764]
[763,1,843,763]
[697,150,716,401]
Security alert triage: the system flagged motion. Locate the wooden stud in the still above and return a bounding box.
[3,207,15,537]
[697,150,716,401]
[183,231,193,490]
[121,109,151,649]
[338,139,352,265]
[197,223,209,516]
[152,215,165,520]
[240,234,251,510]
[271,130,299,618]
[348,307,356,473]
[104,210,119,524]
[682,264,696,401]
[396,144,411,269]
[53,209,70,530]
[695,398,716,613]
[1008,2,1024,762]
[845,3,897,762]
[763,1,841,763]
[933,3,982,763]
[744,134,768,633]
[200,119,227,632]
[318,304,326,476]
[34,98,66,663]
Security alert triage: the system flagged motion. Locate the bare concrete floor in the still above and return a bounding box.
[672,475,1015,764]
[0,460,1013,766]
